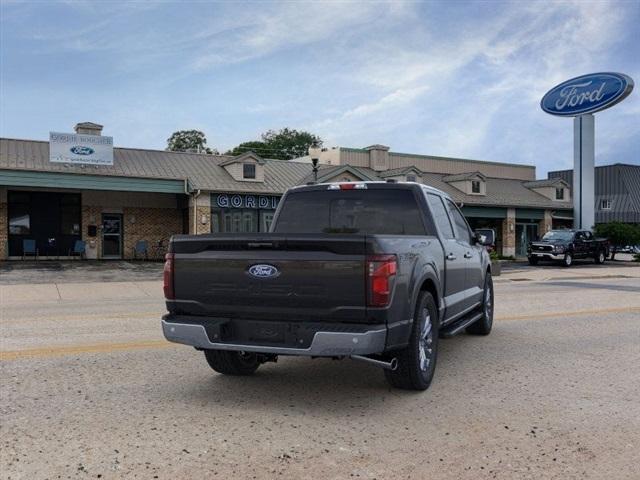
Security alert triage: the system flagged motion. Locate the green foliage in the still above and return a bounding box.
[225,141,270,157]
[226,128,322,160]
[594,222,640,260]
[167,130,217,154]
[489,250,499,261]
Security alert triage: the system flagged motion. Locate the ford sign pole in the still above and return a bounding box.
[573,114,595,230]
[541,72,634,230]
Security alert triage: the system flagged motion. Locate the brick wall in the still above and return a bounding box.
[81,205,182,260]
[81,205,103,259]
[123,207,183,260]
[188,206,212,234]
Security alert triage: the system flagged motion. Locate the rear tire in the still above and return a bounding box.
[595,250,606,264]
[562,253,573,267]
[384,292,439,391]
[467,272,494,335]
[204,349,261,376]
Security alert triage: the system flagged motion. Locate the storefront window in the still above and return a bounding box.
[9,209,30,234]
[210,194,279,233]
[7,191,81,257]
[61,205,81,234]
[8,192,30,234]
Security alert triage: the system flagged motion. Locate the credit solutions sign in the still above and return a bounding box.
[49,132,114,165]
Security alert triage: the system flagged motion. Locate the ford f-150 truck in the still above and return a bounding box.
[162,181,494,390]
[527,229,609,267]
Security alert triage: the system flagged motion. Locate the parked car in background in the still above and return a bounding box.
[162,181,495,391]
[527,230,609,267]
[616,245,640,254]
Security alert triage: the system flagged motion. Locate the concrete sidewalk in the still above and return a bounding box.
[0,260,163,285]
[0,280,162,306]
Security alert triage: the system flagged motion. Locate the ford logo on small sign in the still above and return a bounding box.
[247,264,280,279]
[70,146,95,155]
[541,72,634,116]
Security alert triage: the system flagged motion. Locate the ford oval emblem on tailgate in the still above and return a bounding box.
[247,264,280,279]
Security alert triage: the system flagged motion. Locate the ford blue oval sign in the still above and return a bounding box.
[541,72,634,116]
[70,145,95,155]
[247,264,280,279]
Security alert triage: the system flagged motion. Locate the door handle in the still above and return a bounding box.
[446,253,457,261]
[464,252,473,259]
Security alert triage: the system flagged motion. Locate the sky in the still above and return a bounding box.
[1,0,638,177]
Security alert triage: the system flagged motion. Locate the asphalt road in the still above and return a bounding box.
[1,264,639,479]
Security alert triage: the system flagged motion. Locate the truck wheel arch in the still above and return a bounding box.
[415,275,442,325]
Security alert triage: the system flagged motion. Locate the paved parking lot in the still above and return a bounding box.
[1,261,639,479]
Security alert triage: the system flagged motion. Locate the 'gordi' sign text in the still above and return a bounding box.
[214,194,279,210]
[541,72,634,117]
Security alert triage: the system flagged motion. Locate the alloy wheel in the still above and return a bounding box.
[484,285,493,319]
[418,308,434,371]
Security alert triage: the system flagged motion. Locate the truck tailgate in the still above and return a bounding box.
[170,234,368,322]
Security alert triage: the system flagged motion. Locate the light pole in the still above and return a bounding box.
[308,144,321,183]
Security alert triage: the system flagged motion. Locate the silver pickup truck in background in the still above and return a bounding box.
[162,181,494,391]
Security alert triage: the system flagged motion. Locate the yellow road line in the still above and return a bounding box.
[0,340,175,361]
[496,305,640,321]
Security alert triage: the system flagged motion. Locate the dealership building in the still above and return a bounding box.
[1,123,575,261]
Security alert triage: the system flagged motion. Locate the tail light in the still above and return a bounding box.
[367,254,397,307]
[163,253,175,300]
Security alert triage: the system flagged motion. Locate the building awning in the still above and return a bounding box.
[461,206,507,218]
[0,169,186,194]
[515,208,544,220]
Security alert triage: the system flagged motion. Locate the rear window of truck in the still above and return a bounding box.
[273,189,426,235]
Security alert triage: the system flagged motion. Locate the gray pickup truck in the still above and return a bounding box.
[162,181,494,390]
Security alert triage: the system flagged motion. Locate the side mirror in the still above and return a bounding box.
[475,229,495,246]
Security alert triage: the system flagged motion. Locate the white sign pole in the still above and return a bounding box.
[572,114,595,229]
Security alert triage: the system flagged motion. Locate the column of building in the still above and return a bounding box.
[539,210,553,238]
[501,208,516,257]
[189,193,212,235]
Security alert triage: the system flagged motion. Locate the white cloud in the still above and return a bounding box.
[308,0,636,174]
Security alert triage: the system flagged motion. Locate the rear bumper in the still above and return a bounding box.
[161,317,387,357]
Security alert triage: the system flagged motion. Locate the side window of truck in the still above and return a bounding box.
[445,199,473,244]
[427,193,455,239]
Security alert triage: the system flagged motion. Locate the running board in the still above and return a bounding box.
[440,312,484,338]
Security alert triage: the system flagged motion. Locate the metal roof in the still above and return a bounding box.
[0,137,573,210]
[442,171,486,182]
[377,166,423,177]
[0,137,310,195]
[523,178,568,188]
[293,164,572,210]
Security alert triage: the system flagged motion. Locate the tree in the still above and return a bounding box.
[260,128,322,160]
[226,128,322,160]
[167,130,217,154]
[225,141,269,157]
[594,222,640,260]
